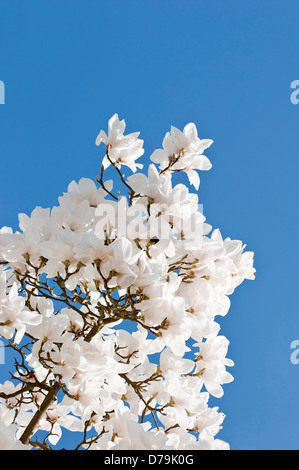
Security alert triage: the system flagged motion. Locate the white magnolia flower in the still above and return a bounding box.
[0,381,27,426]
[27,314,70,363]
[96,114,144,172]
[66,177,111,208]
[127,163,172,200]
[0,272,41,343]
[38,404,83,446]
[100,237,140,288]
[0,422,28,450]
[0,115,255,450]
[197,429,230,450]
[150,122,213,189]
[1,227,43,268]
[159,347,194,378]
[111,421,172,450]
[193,335,234,398]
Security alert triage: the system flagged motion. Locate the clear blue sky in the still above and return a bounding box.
[0,0,299,450]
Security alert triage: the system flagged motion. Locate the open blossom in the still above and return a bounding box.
[0,268,41,343]
[150,123,213,189]
[35,404,83,446]
[110,421,172,450]
[192,334,234,398]
[127,164,211,241]
[0,381,29,426]
[96,113,144,172]
[0,115,255,450]
[0,423,27,450]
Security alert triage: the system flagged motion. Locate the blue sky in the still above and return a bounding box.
[0,0,299,450]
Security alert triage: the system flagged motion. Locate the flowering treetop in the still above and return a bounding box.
[0,114,255,450]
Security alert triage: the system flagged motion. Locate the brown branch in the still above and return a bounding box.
[20,381,61,445]
[19,315,110,446]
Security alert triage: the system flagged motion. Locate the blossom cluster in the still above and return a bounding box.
[0,115,255,450]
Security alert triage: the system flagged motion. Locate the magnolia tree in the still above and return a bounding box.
[0,115,255,450]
